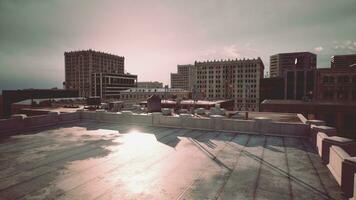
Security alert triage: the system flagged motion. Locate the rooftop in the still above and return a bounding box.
[0,116,345,199]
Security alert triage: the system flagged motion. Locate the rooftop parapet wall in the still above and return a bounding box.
[0,112,80,136]
[299,115,356,198]
[78,111,310,137]
[0,110,310,137]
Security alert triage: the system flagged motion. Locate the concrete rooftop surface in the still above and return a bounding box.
[0,121,345,200]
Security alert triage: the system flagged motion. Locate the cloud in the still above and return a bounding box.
[200,43,261,61]
[333,40,356,53]
[314,46,323,52]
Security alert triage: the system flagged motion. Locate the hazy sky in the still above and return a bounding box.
[1,0,356,91]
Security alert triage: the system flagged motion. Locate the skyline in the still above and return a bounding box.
[1,0,356,91]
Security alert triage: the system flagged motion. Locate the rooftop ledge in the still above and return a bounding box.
[0,110,310,137]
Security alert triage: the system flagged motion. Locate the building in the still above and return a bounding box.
[1,89,79,117]
[91,73,138,99]
[331,54,356,68]
[64,49,137,98]
[137,81,163,88]
[115,88,190,104]
[284,68,316,100]
[170,64,196,91]
[260,77,284,102]
[269,52,317,100]
[260,99,356,139]
[315,65,356,102]
[195,58,264,111]
[270,52,316,78]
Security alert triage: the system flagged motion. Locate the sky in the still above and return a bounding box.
[0,0,356,91]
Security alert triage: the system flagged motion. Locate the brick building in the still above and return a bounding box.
[315,66,356,102]
[331,54,356,68]
[270,52,316,78]
[260,77,284,102]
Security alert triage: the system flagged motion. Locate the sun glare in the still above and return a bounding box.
[124,130,157,148]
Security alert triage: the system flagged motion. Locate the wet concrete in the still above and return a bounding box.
[0,121,346,200]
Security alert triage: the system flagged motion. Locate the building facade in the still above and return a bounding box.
[270,52,316,78]
[64,49,137,98]
[260,77,285,102]
[284,68,316,100]
[315,66,356,102]
[116,88,190,104]
[137,81,163,88]
[195,58,264,111]
[331,54,356,68]
[170,64,196,91]
[91,73,137,99]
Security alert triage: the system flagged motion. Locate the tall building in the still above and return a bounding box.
[195,58,264,111]
[64,49,137,98]
[331,54,356,68]
[269,52,317,100]
[270,52,316,78]
[137,81,163,88]
[170,64,196,91]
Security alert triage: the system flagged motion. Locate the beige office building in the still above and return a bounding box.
[195,58,264,111]
[170,64,196,91]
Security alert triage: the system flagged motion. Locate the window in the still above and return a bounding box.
[338,75,349,83]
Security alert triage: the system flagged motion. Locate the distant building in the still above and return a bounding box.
[1,89,79,117]
[269,52,317,100]
[315,65,356,102]
[270,52,316,78]
[195,58,264,111]
[170,64,196,91]
[91,73,137,99]
[284,68,316,100]
[260,99,356,138]
[116,88,190,104]
[260,77,284,103]
[137,81,163,88]
[331,54,356,68]
[64,49,137,98]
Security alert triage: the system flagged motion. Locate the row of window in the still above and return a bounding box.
[322,75,356,84]
[323,91,356,100]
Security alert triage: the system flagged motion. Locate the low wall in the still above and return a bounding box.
[316,132,328,157]
[299,116,356,198]
[0,112,80,136]
[0,111,337,141]
[222,119,255,133]
[328,146,349,185]
[77,111,309,137]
